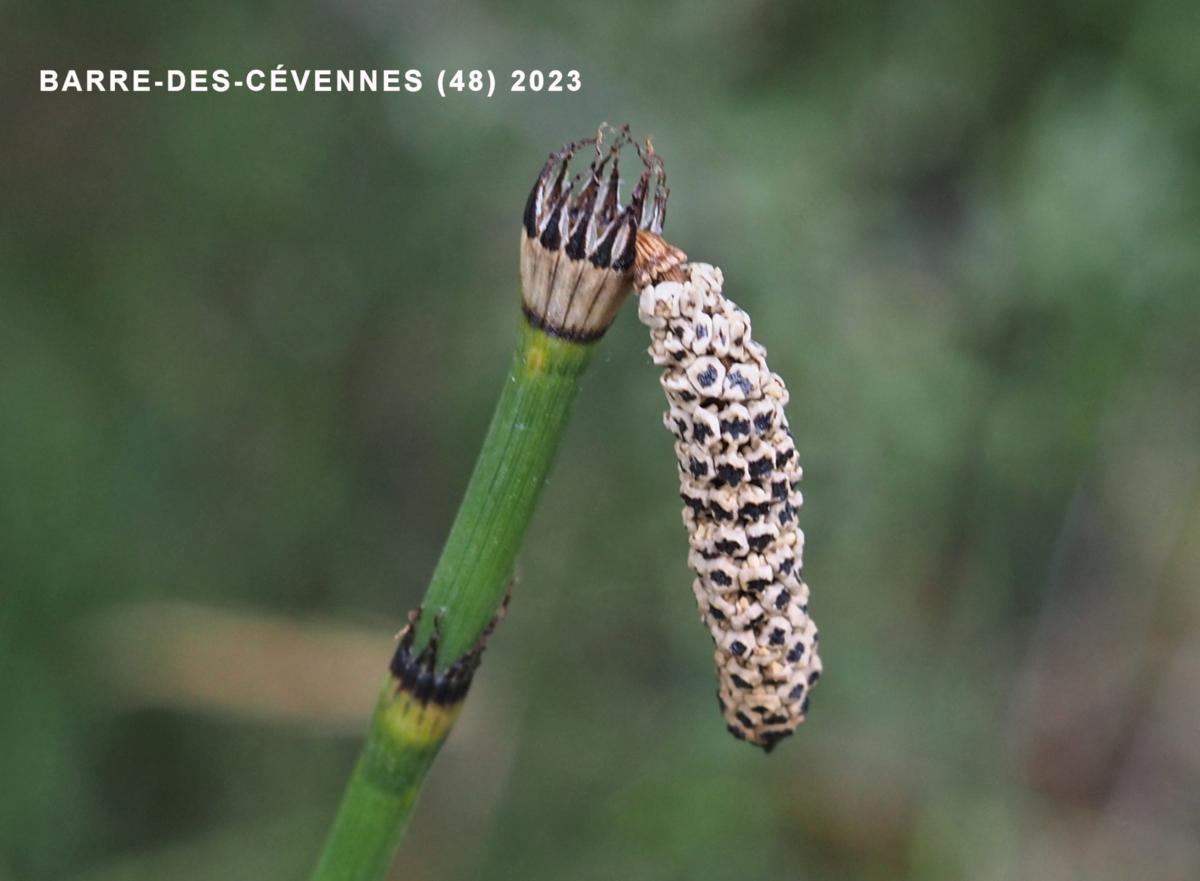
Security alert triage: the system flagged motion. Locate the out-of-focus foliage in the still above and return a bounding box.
[2,1,1198,879]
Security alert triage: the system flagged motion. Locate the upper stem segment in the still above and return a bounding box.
[412,322,592,660]
[312,321,591,881]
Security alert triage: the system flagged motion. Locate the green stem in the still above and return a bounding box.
[311,319,593,881]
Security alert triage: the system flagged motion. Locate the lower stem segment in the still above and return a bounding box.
[311,320,593,881]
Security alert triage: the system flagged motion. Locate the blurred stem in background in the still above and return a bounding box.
[310,128,668,880]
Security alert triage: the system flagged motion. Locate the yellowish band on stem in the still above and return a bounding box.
[379,688,463,748]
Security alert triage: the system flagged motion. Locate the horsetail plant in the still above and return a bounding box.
[312,127,823,879]
[310,126,668,881]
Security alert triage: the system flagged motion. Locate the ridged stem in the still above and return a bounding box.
[311,319,593,881]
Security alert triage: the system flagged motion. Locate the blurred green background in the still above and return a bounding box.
[3,1,1199,879]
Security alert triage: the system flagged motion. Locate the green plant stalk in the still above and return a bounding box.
[311,318,593,881]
